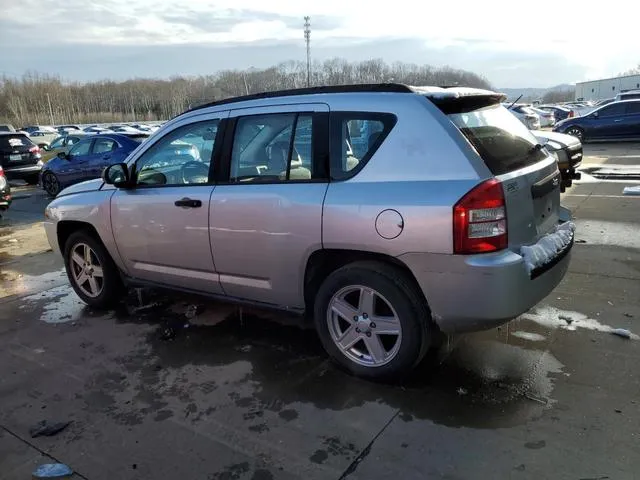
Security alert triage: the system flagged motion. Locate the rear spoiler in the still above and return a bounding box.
[408,86,507,114]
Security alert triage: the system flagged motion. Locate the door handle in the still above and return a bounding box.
[174,197,202,208]
[102,154,111,159]
[614,119,622,122]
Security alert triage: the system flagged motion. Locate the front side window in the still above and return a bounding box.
[49,137,65,149]
[93,138,117,154]
[329,112,396,180]
[68,140,92,158]
[598,103,626,117]
[134,120,219,186]
[230,113,314,183]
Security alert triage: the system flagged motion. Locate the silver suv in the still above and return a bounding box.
[44,84,574,380]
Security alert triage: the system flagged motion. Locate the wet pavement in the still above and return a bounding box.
[1,146,639,479]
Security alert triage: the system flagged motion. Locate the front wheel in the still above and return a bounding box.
[565,126,584,141]
[42,171,61,196]
[64,230,124,309]
[314,261,431,380]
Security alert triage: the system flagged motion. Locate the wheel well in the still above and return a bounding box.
[303,249,426,313]
[57,221,101,253]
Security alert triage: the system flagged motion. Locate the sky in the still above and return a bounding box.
[0,0,638,88]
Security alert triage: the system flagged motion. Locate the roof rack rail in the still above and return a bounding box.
[187,83,414,113]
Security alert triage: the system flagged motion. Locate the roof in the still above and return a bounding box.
[186,83,504,113]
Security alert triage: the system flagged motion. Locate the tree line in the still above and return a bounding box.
[0,59,491,127]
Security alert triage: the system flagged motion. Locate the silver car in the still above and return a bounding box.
[44,84,573,380]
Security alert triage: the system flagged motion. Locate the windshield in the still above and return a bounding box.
[449,104,548,175]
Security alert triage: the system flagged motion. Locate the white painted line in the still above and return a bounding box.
[563,194,639,198]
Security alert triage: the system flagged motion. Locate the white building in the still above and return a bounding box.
[575,74,640,101]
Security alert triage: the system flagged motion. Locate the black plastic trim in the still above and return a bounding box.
[530,236,573,280]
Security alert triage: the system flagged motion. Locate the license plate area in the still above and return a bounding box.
[532,170,561,234]
[9,154,23,162]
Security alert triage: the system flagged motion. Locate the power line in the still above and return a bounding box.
[304,16,311,87]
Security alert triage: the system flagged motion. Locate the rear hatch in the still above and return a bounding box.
[0,134,38,168]
[431,95,562,249]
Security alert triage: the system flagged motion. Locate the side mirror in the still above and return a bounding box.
[40,144,49,150]
[57,152,67,159]
[102,163,130,187]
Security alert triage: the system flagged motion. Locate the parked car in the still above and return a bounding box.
[0,132,43,184]
[533,130,582,191]
[40,133,148,196]
[615,90,640,102]
[507,104,541,129]
[43,85,574,380]
[0,166,11,216]
[538,105,572,122]
[530,107,555,127]
[553,99,640,142]
[56,125,83,135]
[563,103,594,118]
[0,124,16,133]
[594,98,615,107]
[40,133,87,162]
[83,126,114,134]
[21,125,58,135]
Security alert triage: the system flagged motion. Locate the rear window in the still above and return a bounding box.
[0,134,34,150]
[449,104,548,175]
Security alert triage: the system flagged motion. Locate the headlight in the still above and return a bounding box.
[37,160,44,167]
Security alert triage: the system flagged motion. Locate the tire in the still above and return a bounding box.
[565,126,584,142]
[64,230,124,309]
[42,171,61,197]
[313,261,431,380]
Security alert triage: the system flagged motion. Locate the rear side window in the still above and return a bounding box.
[330,112,396,180]
[598,103,625,117]
[0,134,34,150]
[625,102,640,114]
[449,104,547,175]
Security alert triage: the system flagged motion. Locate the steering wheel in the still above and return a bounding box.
[181,161,209,184]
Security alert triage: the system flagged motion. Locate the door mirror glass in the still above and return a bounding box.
[41,144,50,151]
[57,151,67,159]
[102,163,129,187]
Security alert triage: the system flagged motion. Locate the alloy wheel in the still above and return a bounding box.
[69,242,104,298]
[327,285,402,367]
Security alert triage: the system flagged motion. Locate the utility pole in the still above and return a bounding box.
[304,16,311,87]
[46,93,54,125]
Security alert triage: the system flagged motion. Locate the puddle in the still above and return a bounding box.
[83,293,569,430]
[23,285,88,324]
[522,306,639,339]
[0,268,67,298]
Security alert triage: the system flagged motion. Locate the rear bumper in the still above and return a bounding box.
[4,164,41,179]
[399,244,572,333]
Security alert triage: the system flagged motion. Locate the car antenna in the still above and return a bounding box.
[509,94,523,109]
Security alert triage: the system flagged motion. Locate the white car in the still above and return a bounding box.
[506,104,541,130]
[530,107,555,127]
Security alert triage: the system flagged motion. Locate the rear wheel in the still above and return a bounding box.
[565,126,584,141]
[64,230,124,309]
[314,261,431,380]
[42,172,60,196]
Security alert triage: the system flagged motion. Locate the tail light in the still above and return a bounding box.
[568,111,575,118]
[453,179,508,254]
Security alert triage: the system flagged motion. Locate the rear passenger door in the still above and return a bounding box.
[623,102,640,137]
[209,103,329,308]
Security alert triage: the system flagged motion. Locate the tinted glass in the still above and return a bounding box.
[93,138,117,154]
[0,134,34,150]
[135,120,218,186]
[49,137,65,149]
[69,140,92,157]
[598,103,626,117]
[230,113,314,183]
[625,102,640,114]
[330,113,395,180]
[449,104,547,175]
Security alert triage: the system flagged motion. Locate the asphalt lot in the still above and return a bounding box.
[1,144,639,480]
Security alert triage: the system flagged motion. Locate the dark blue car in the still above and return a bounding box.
[41,133,148,196]
[553,99,640,142]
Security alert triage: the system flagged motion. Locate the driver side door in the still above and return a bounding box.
[57,138,93,187]
[110,113,227,293]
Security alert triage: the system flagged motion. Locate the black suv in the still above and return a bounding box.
[0,132,42,184]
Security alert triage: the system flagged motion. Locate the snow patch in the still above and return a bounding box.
[511,331,546,342]
[23,285,85,324]
[522,306,639,339]
[521,222,575,274]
